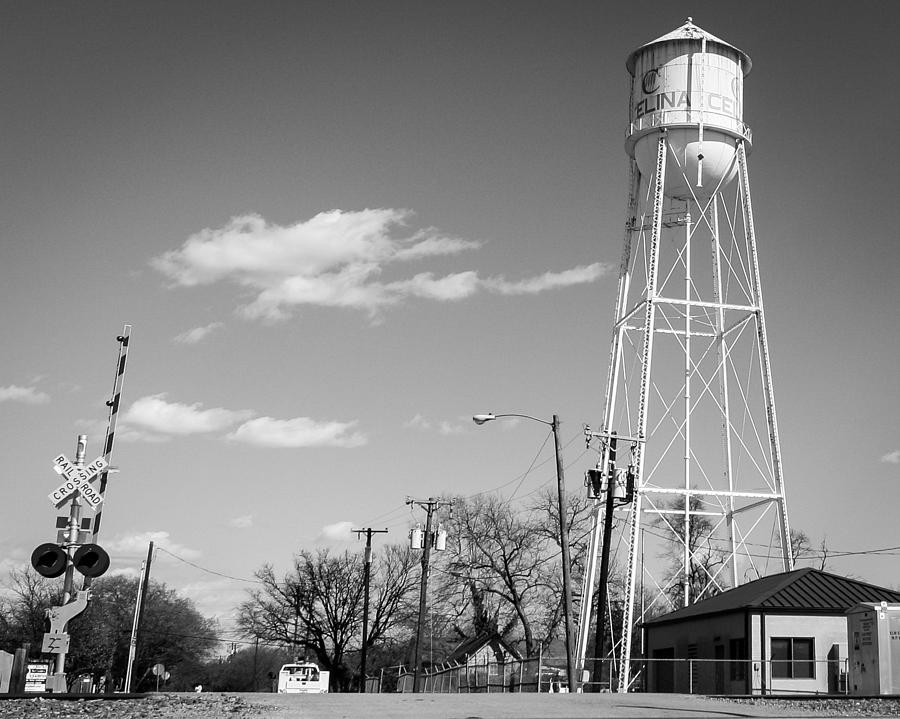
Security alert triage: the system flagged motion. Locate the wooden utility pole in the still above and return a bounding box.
[552,414,578,694]
[593,433,617,690]
[352,527,388,693]
[407,497,451,693]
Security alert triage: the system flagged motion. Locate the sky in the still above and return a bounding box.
[1,1,898,642]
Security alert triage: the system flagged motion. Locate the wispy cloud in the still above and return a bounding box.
[483,264,609,294]
[0,385,50,404]
[122,394,254,436]
[152,209,607,321]
[179,579,248,622]
[405,413,465,435]
[228,416,367,448]
[228,514,253,529]
[105,531,201,561]
[317,521,354,543]
[119,394,365,448]
[405,414,433,431]
[881,450,900,464]
[174,322,224,345]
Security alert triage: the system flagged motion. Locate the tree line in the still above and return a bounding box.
[2,490,827,692]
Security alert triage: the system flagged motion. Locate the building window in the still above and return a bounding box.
[729,637,747,681]
[771,637,814,679]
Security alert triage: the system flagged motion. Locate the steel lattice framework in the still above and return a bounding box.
[580,135,793,691]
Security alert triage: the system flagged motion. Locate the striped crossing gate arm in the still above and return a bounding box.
[90,325,131,541]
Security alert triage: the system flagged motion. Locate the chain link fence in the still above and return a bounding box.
[368,656,850,695]
[373,655,571,693]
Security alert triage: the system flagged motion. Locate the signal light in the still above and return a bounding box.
[31,543,68,578]
[72,544,110,578]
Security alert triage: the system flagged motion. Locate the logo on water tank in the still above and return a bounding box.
[642,68,660,95]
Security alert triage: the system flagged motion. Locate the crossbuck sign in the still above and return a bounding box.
[48,454,108,509]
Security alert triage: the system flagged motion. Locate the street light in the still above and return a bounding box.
[472,412,578,693]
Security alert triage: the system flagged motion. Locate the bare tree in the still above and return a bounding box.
[791,529,831,571]
[443,492,592,658]
[650,494,729,606]
[238,545,418,691]
[0,567,62,652]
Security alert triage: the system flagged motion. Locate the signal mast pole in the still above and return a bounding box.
[54,435,88,680]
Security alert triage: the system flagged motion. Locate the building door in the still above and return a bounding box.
[714,644,725,694]
[652,648,675,692]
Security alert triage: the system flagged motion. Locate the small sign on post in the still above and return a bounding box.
[41,633,70,655]
[24,661,52,693]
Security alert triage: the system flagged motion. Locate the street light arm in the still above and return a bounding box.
[471,409,575,692]
[472,413,552,427]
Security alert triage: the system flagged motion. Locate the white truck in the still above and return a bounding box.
[276,662,330,693]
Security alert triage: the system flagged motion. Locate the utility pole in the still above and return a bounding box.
[472,411,577,691]
[407,497,451,693]
[593,433,617,690]
[352,527,388,693]
[552,415,578,694]
[125,541,154,692]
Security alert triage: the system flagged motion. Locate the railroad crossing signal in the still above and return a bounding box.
[47,454,108,509]
[31,542,110,579]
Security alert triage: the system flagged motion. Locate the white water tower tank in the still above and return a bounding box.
[625,18,752,200]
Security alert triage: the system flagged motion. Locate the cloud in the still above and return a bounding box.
[881,450,900,464]
[122,394,254,436]
[438,421,465,435]
[317,521,354,542]
[78,415,173,444]
[0,385,50,404]
[152,209,606,321]
[405,414,464,435]
[228,514,253,529]
[174,322,224,345]
[483,263,610,295]
[105,531,201,561]
[404,414,433,431]
[228,416,367,448]
[179,579,247,622]
[107,567,140,579]
[0,553,29,576]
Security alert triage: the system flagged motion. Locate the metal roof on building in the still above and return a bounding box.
[643,568,900,627]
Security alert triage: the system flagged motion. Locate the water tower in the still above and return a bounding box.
[578,19,793,690]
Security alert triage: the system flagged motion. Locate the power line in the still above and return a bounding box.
[156,547,261,585]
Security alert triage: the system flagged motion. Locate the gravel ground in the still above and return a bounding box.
[0,694,270,718]
[721,697,900,717]
[0,694,898,718]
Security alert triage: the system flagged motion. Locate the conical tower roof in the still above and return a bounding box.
[626,17,752,76]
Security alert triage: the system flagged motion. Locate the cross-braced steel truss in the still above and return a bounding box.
[586,134,792,691]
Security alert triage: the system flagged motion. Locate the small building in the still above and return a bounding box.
[642,568,900,695]
[445,631,522,666]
